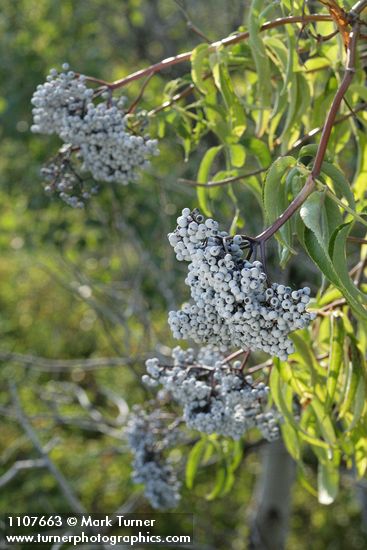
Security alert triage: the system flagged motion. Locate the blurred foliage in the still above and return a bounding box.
[0,1,367,549]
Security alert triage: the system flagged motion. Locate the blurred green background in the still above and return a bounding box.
[0,1,366,548]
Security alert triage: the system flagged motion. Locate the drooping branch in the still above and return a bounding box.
[255,20,361,244]
[104,15,332,90]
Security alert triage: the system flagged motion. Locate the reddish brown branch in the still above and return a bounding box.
[107,15,332,90]
[127,71,155,114]
[255,22,361,244]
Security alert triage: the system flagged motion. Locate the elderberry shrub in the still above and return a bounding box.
[168,209,316,360]
[126,405,181,509]
[143,346,281,441]
[31,64,159,206]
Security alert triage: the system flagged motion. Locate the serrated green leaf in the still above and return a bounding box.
[317,287,343,307]
[264,156,296,221]
[304,226,340,283]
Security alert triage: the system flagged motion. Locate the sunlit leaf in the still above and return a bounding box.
[317,462,339,505]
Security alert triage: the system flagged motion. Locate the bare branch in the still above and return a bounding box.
[9,381,87,514]
[0,458,47,489]
[0,350,142,371]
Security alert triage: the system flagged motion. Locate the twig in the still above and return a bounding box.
[174,0,211,42]
[222,348,248,363]
[240,350,251,372]
[247,360,273,374]
[0,458,47,489]
[178,167,266,187]
[354,250,367,284]
[316,298,347,314]
[127,71,155,114]
[307,29,339,42]
[8,381,87,514]
[348,236,367,244]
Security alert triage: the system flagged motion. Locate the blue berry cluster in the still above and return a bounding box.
[168,209,315,360]
[143,346,281,441]
[126,406,181,509]
[31,65,159,206]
